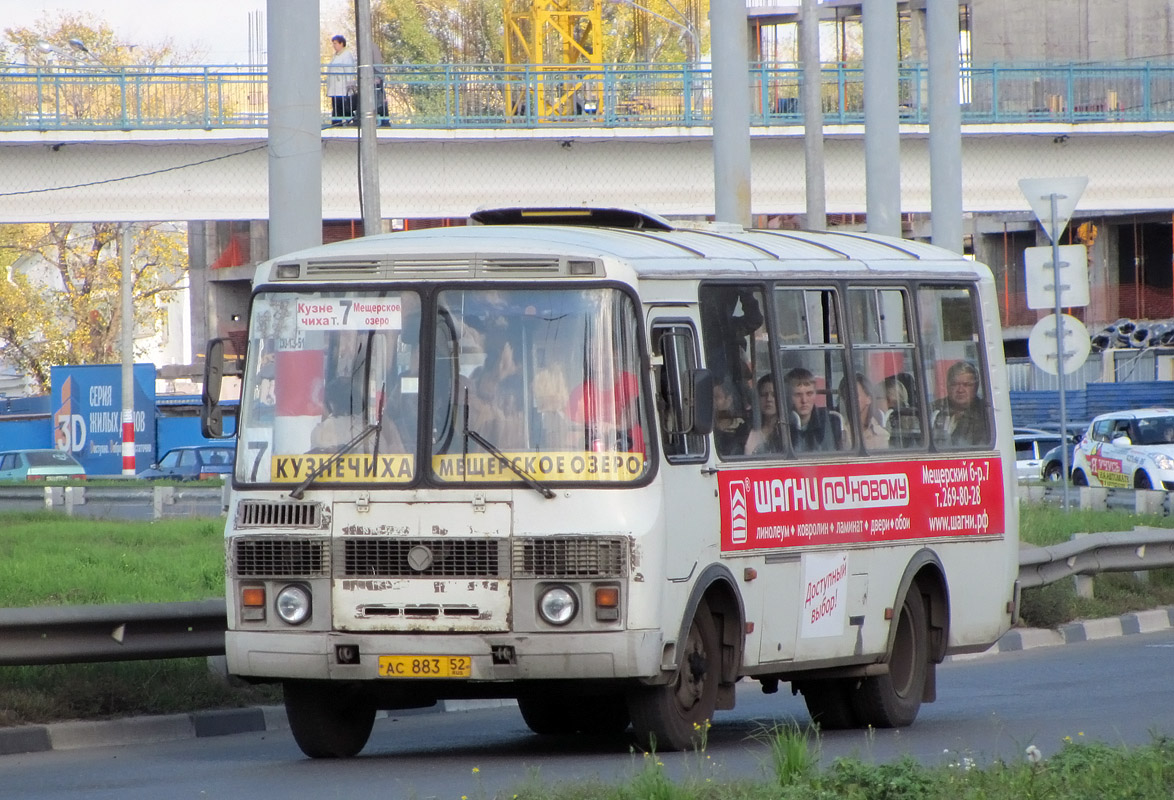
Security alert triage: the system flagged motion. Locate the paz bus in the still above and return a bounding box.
[201,207,1019,758]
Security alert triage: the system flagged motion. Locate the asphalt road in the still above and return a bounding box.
[4,629,1174,800]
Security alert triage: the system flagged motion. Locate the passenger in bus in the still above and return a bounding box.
[930,360,989,447]
[839,374,889,451]
[310,380,406,454]
[470,374,527,449]
[472,330,521,403]
[701,286,763,378]
[569,372,646,454]
[882,374,921,447]
[744,374,783,455]
[533,365,575,449]
[784,367,842,453]
[713,377,750,456]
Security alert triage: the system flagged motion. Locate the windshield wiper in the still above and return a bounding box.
[461,388,554,499]
[289,422,379,500]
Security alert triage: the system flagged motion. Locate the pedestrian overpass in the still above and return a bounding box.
[3,121,1173,225]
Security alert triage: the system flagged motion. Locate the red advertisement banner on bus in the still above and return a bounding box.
[718,457,1005,552]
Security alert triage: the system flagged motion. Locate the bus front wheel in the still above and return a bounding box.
[852,587,929,728]
[628,601,720,750]
[284,680,376,758]
[518,692,630,736]
[798,678,859,730]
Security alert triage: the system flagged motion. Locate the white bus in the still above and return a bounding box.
[202,207,1019,758]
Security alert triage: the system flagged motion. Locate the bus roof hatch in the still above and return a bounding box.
[469,206,675,231]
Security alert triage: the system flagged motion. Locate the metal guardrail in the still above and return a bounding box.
[0,599,226,666]
[1,60,1172,131]
[0,484,228,520]
[1017,527,1174,589]
[1,525,1173,668]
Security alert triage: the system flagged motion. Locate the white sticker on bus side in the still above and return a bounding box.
[800,551,848,639]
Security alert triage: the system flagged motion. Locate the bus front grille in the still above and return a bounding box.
[233,537,330,577]
[512,536,629,579]
[236,500,324,528]
[341,538,505,578]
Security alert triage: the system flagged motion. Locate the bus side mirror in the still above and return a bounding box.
[201,337,229,439]
[689,369,714,435]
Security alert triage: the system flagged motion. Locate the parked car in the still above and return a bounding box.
[1035,424,1087,482]
[138,445,235,481]
[0,449,86,481]
[1070,408,1174,489]
[1040,443,1075,482]
[1014,431,1065,481]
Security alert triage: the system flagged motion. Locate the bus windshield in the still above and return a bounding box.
[234,286,650,487]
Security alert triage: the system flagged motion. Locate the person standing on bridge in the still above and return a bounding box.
[326,34,357,125]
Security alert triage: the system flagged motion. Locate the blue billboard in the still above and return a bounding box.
[50,364,157,477]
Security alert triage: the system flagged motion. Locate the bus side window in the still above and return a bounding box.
[846,287,924,451]
[699,284,765,457]
[918,285,992,450]
[773,287,850,456]
[652,322,707,462]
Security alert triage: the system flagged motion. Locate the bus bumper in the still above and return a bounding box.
[225,628,666,683]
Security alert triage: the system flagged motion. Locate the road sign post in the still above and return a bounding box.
[1019,177,1088,510]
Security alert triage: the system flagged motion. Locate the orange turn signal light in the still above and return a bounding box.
[242,587,266,607]
[594,586,620,608]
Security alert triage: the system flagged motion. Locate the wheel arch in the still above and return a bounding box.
[673,563,746,687]
[887,549,949,665]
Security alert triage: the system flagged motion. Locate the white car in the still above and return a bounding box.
[1071,408,1174,490]
[1014,431,1064,481]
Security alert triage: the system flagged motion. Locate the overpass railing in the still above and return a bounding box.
[1,60,1172,132]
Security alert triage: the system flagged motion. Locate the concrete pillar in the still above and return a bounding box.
[863,0,901,237]
[268,0,323,258]
[710,0,752,226]
[928,0,963,252]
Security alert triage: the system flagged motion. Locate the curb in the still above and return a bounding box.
[0,698,514,757]
[4,610,1172,756]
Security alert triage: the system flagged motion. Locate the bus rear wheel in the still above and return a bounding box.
[518,692,630,736]
[852,588,929,728]
[284,680,376,758]
[628,601,720,750]
[1072,469,1089,486]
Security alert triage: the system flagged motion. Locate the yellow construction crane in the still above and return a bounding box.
[503,0,604,119]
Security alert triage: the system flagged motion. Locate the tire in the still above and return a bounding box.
[1072,469,1089,486]
[798,679,859,730]
[284,680,376,759]
[852,588,929,728]
[518,693,630,736]
[1135,471,1153,489]
[1044,462,1063,482]
[628,601,721,750]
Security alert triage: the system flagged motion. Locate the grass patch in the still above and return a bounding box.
[1018,502,1174,548]
[499,729,1174,800]
[0,660,280,727]
[0,511,267,727]
[1017,502,1174,628]
[0,511,225,606]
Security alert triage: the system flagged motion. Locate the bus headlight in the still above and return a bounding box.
[538,585,578,626]
[275,584,312,625]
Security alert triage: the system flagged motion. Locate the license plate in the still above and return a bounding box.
[378,655,472,678]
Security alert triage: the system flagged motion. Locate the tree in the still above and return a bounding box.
[0,222,187,396]
[2,11,197,67]
[2,13,220,126]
